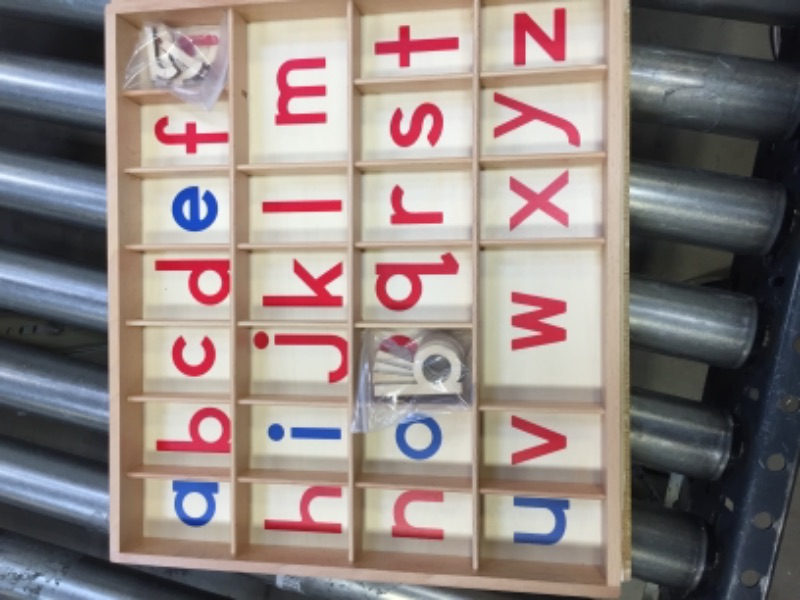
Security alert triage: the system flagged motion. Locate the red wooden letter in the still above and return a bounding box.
[392,490,445,540]
[375,25,460,68]
[275,57,327,126]
[154,117,229,154]
[511,292,567,350]
[172,336,217,377]
[511,415,567,464]
[155,259,231,306]
[494,92,580,146]
[514,10,566,65]
[390,185,443,225]
[274,334,348,383]
[262,260,344,308]
[264,486,342,534]
[390,104,444,148]
[156,407,231,453]
[509,172,569,230]
[378,334,418,359]
[375,252,459,311]
[262,199,342,214]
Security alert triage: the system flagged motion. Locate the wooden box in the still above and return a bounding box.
[106,0,629,596]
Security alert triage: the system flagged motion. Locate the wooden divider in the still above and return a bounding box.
[347,0,362,565]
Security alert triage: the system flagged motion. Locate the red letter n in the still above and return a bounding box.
[514,10,566,65]
[275,58,327,126]
[392,490,444,540]
[511,292,567,350]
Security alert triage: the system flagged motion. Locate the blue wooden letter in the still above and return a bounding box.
[172,186,218,232]
[395,417,442,460]
[173,480,218,527]
[513,497,570,545]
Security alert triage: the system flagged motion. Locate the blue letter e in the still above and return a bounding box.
[513,497,570,545]
[172,186,218,232]
[172,480,218,527]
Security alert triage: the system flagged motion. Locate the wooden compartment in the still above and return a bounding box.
[140,175,231,245]
[360,248,474,323]
[359,169,473,243]
[360,412,474,484]
[360,488,474,558]
[107,0,628,595]
[481,493,605,574]
[480,247,604,406]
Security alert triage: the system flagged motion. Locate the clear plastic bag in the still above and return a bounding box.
[352,329,472,433]
[123,14,229,110]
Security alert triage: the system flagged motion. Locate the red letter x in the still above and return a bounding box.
[509,172,570,231]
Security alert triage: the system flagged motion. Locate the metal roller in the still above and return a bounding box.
[632,502,709,592]
[0,341,733,479]
[0,340,739,479]
[631,388,734,479]
[0,406,107,464]
[22,0,795,31]
[0,530,224,600]
[0,339,107,431]
[0,438,271,598]
[0,338,740,480]
[631,44,800,140]
[632,0,800,26]
[0,248,107,332]
[0,0,107,30]
[1,150,788,255]
[0,44,794,142]
[0,153,785,258]
[265,576,530,599]
[0,504,270,600]
[0,149,105,230]
[0,206,107,272]
[0,433,707,594]
[630,277,758,368]
[1,267,761,368]
[0,52,104,131]
[0,436,108,531]
[630,162,786,256]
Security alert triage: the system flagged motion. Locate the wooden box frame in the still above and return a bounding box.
[106,0,629,596]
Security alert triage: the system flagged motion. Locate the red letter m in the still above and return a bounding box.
[275,58,327,126]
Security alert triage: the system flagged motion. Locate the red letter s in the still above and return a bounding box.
[390,103,444,147]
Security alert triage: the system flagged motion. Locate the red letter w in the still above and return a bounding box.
[511,292,567,350]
